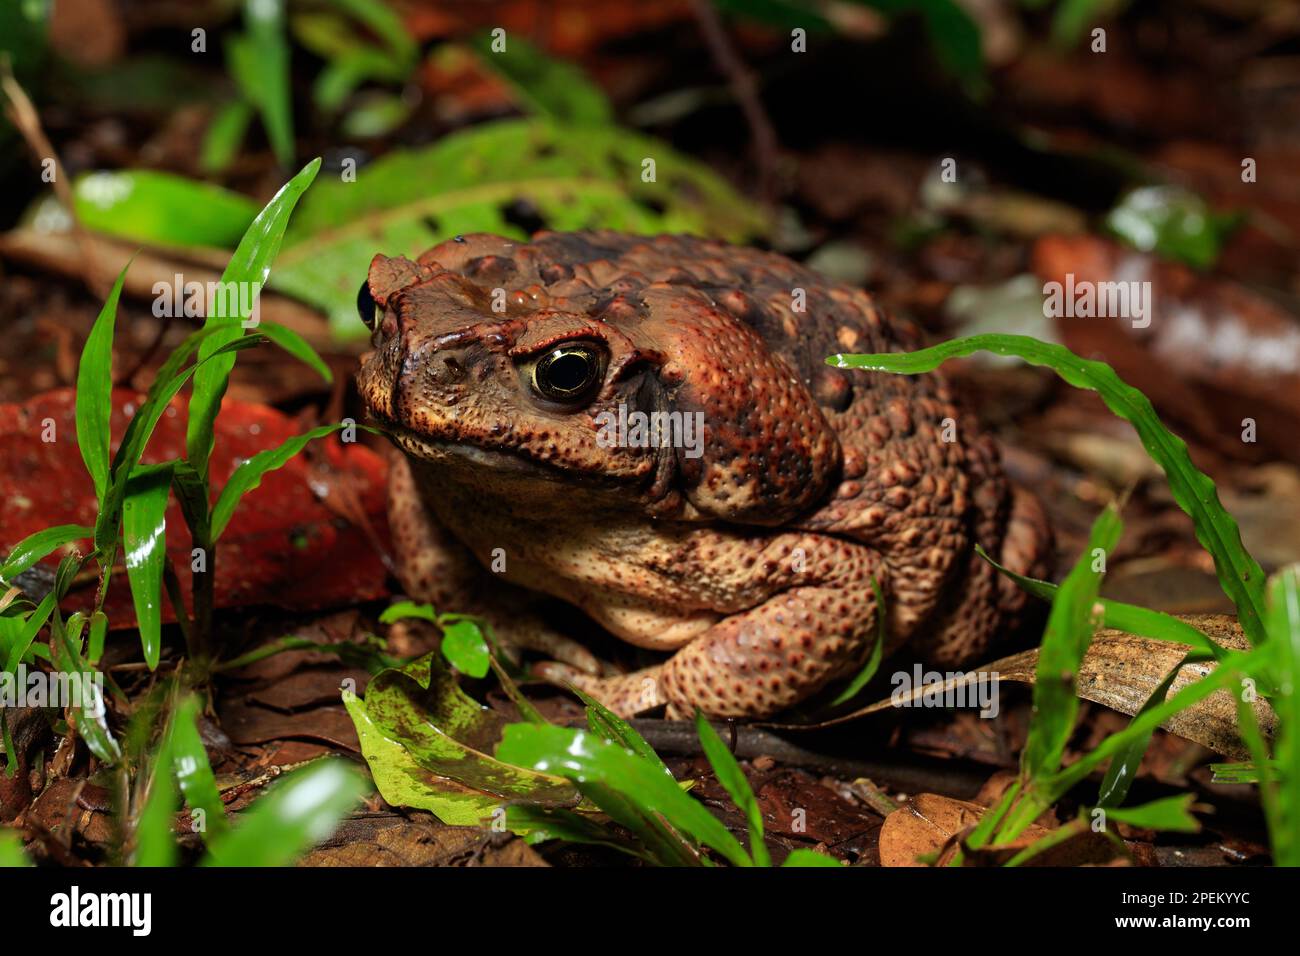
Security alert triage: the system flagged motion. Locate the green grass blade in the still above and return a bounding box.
[229,0,294,166]
[210,420,350,540]
[201,759,367,866]
[4,588,57,674]
[186,158,321,480]
[1096,649,1212,809]
[567,684,673,777]
[1023,503,1122,781]
[133,723,179,867]
[75,261,130,504]
[830,334,1268,645]
[496,723,752,866]
[1101,793,1202,833]
[1266,566,1300,865]
[96,336,265,555]
[255,321,332,383]
[976,544,1227,660]
[0,524,92,582]
[123,462,173,670]
[168,695,230,844]
[695,710,769,866]
[831,576,886,705]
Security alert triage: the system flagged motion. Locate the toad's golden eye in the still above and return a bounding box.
[531,345,603,403]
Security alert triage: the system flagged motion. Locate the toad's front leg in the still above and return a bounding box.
[537,536,889,719]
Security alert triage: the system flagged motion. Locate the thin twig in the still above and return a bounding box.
[0,56,108,301]
[688,0,782,204]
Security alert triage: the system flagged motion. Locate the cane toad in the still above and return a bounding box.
[356,231,1050,718]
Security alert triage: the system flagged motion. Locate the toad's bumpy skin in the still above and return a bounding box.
[357,232,1051,718]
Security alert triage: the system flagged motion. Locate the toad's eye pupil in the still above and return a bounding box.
[534,347,600,401]
[357,281,378,330]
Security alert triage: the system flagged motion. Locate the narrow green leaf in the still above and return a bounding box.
[210,420,350,541]
[1266,565,1300,865]
[168,695,230,843]
[75,261,129,504]
[695,710,769,866]
[134,723,179,867]
[0,524,92,582]
[254,321,332,383]
[831,335,1268,646]
[1096,649,1212,808]
[1023,504,1121,781]
[976,543,1227,660]
[123,462,173,670]
[228,0,294,167]
[97,335,265,555]
[568,684,672,777]
[4,588,57,674]
[201,759,367,866]
[187,157,321,480]
[199,99,254,174]
[87,610,107,664]
[831,575,887,705]
[1101,793,1202,833]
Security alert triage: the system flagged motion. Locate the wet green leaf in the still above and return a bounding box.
[123,462,173,670]
[1024,503,1121,781]
[977,544,1227,660]
[695,710,769,866]
[440,618,490,678]
[201,759,367,866]
[187,158,320,480]
[1101,793,1202,833]
[0,524,92,582]
[830,335,1269,647]
[569,685,672,777]
[497,722,752,866]
[211,421,357,541]
[168,695,230,844]
[75,262,129,503]
[134,717,179,867]
[1267,566,1300,865]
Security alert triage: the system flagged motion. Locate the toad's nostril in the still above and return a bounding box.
[357,280,378,330]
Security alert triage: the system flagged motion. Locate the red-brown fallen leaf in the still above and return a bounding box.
[0,387,391,625]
